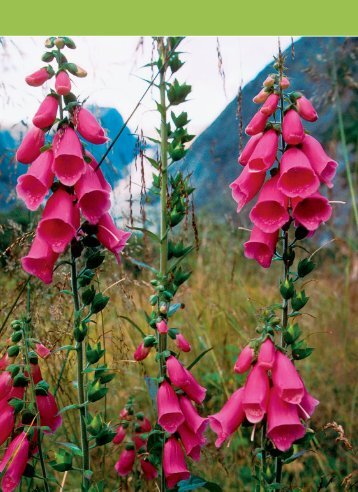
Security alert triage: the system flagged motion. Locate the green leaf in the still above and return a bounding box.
[167,79,192,106]
[292,347,314,360]
[178,475,223,491]
[297,258,315,277]
[86,252,105,270]
[119,316,146,337]
[57,442,83,457]
[187,348,213,370]
[128,226,160,243]
[168,246,194,273]
[91,293,109,314]
[127,256,158,274]
[283,449,310,464]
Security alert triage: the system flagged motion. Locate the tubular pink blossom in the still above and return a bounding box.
[280,77,290,89]
[166,356,190,388]
[245,111,269,136]
[249,175,289,233]
[271,351,304,404]
[0,399,15,446]
[209,388,245,447]
[244,226,278,269]
[277,147,320,198]
[257,338,276,369]
[242,365,270,423]
[16,127,45,164]
[32,95,58,129]
[230,167,265,213]
[0,372,13,401]
[253,89,270,104]
[21,235,59,284]
[86,153,112,193]
[282,109,305,145]
[0,432,30,492]
[74,165,111,224]
[298,388,319,420]
[25,67,51,87]
[296,95,318,122]
[55,71,71,95]
[238,133,263,166]
[76,107,108,144]
[30,363,42,384]
[35,343,51,359]
[140,459,158,480]
[37,189,80,253]
[178,422,206,461]
[137,417,151,433]
[300,134,338,189]
[156,320,168,334]
[263,75,275,87]
[157,380,184,433]
[96,213,131,263]
[292,192,332,231]
[267,387,305,452]
[260,93,279,116]
[133,435,146,450]
[163,436,190,489]
[181,367,207,404]
[175,333,191,352]
[16,150,54,211]
[36,392,62,433]
[247,129,279,173]
[112,425,126,445]
[114,448,136,477]
[234,345,254,374]
[178,395,209,435]
[53,127,86,186]
[134,342,151,361]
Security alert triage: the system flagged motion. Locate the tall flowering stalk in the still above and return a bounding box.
[212,50,338,488]
[15,36,130,489]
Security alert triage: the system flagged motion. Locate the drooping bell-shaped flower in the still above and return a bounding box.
[209,387,245,447]
[133,435,146,450]
[267,387,306,452]
[249,174,289,233]
[0,399,16,446]
[35,343,51,359]
[157,380,184,433]
[296,95,318,122]
[178,395,209,435]
[21,235,59,284]
[96,213,131,263]
[0,432,30,492]
[114,448,136,477]
[134,342,151,361]
[156,320,168,334]
[175,333,191,352]
[177,422,206,461]
[271,351,304,404]
[280,77,290,89]
[244,226,278,269]
[16,150,54,211]
[181,367,207,404]
[166,356,190,388]
[76,107,108,144]
[163,437,190,489]
[234,345,254,374]
[282,109,305,145]
[30,363,43,384]
[25,67,52,87]
[16,127,45,164]
[245,110,269,136]
[33,95,58,129]
[242,365,270,423]
[257,338,276,369]
[136,417,151,433]
[0,372,13,401]
[253,89,270,104]
[300,134,338,189]
[74,165,111,224]
[230,167,265,213]
[55,71,71,95]
[140,459,158,480]
[52,126,86,186]
[292,192,332,231]
[298,388,319,420]
[86,153,112,193]
[238,133,263,166]
[112,425,126,445]
[37,189,80,253]
[247,129,279,173]
[260,93,279,116]
[277,147,320,198]
[36,392,62,433]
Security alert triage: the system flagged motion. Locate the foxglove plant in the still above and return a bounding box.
[216,50,338,488]
[14,36,131,490]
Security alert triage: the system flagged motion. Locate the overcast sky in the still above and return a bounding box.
[1,36,297,136]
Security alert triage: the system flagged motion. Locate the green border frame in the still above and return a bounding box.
[1,0,357,35]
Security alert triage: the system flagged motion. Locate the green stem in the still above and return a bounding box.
[0,277,30,337]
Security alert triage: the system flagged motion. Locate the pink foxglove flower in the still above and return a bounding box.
[253,89,270,104]
[16,150,54,211]
[242,365,270,423]
[166,356,190,388]
[25,67,52,87]
[298,388,319,420]
[234,345,254,374]
[178,395,209,435]
[140,459,158,480]
[260,93,279,116]
[163,436,190,489]
[296,95,318,122]
[175,333,191,352]
[249,174,289,233]
[16,127,45,164]
[55,71,71,95]
[280,77,290,89]
[156,320,168,334]
[76,107,108,144]
[157,380,184,433]
[114,448,136,477]
[257,338,276,369]
[267,387,305,452]
[292,192,332,231]
[0,399,16,446]
[36,392,62,433]
[209,388,245,447]
[137,417,151,433]
[30,363,43,384]
[230,167,265,213]
[282,109,305,145]
[35,343,51,359]
[87,153,112,193]
[271,351,304,404]
[37,189,80,253]
[244,226,278,269]
[263,75,275,87]
[247,129,279,173]
[0,372,12,400]
[245,110,269,136]
[277,147,320,198]
[238,133,263,166]
[74,165,111,224]
[112,425,126,445]
[0,432,30,492]
[21,235,59,284]
[134,342,151,361]
[177,422,206,461]
[96,213,131,263]
[181,367,207,404]
[300,134,338,189]
[33,95,58,129]
[53,126,86,186]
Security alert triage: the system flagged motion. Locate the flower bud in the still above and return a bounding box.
[280,77,290,89]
